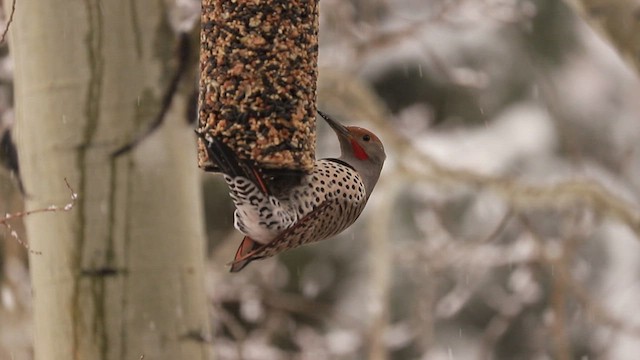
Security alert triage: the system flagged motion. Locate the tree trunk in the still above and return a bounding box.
[11,1,211,359]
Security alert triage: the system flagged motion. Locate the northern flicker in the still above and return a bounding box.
[198,111,386,272]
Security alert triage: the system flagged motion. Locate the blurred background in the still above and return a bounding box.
[3,0,640,359]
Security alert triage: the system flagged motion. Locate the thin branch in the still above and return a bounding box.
[0,0,16,44]
[549,255,573,360]
[477,209,513,244]
[394,138,640,237]
[477,285,527,360]
[566,267,640,337]
[563,0,640,75]
[1,178,77,254]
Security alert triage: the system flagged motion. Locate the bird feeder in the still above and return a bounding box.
[197,0,319,174]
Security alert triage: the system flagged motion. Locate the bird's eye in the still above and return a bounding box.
[362,134,371,142]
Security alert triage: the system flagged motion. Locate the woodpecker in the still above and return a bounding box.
[198,111,386,272]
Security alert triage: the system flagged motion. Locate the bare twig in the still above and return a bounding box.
[478,285,527,360]
[0,0,16,44]
[567,271,640,337]
[477,209,513,244]
[548,255,573,360]
[563,0,640,75]
[1,178,77,254]
[394,138,640,237]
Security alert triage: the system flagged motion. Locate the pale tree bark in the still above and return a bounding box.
[10,1,211,359]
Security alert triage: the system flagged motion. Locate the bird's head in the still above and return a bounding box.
[318,111,386,196]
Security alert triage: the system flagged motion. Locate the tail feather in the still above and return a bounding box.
[196,131,270,194]
[229,236,261,272]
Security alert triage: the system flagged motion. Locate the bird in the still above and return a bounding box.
[197,111,386,272]
[0,128,25,194]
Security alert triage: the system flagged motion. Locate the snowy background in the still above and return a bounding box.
[2,0,640,359]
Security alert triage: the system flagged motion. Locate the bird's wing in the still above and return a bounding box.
[229,199,339,272]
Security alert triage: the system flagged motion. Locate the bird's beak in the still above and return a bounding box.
[317,111,351,140]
